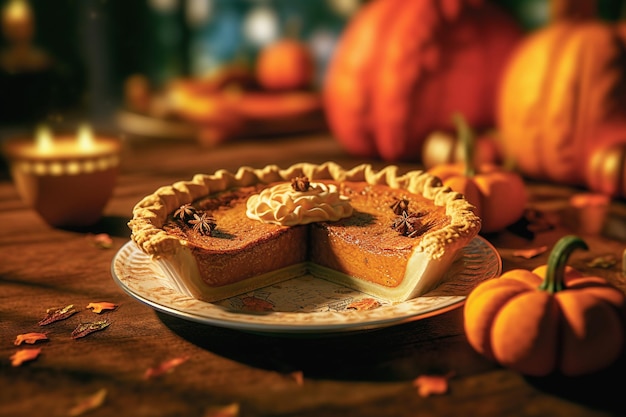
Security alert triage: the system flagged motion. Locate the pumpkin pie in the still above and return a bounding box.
[128,162,481,302]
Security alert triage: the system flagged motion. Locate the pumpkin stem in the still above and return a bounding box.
[452,113,475,178]
[539,235,589,293]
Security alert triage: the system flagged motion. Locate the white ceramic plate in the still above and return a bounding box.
[111,237,501,335]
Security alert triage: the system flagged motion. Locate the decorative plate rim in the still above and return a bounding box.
[111,236,501,335]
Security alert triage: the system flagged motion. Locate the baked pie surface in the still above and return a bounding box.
[129,162,481,302]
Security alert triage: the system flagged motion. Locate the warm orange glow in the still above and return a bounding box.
[33,124,103,156]
[3,0,30,24]
[77,124,95,151]
[35,125,53,154]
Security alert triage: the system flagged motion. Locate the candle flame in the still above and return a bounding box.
[4,0,30,23]
[77,124,95,151]
[35,125,53,153]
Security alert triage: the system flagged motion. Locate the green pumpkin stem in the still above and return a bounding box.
[452,113,475,178]
[539,235,589,293]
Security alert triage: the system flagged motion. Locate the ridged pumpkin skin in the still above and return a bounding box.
[323,0,522,162]
[464,236,626,377]
[428,162,527,234]
[497,21,626,186]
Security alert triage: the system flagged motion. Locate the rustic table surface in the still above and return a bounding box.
[1,132,626,417]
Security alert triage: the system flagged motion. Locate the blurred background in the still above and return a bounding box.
[0,0,363,130]
[0,0,624,137]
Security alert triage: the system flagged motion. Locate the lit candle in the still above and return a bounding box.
[1,125,122,228]
[35,124,53,153]
[1,0,37,67]
[10,124,120,161]
[2,0,32,34]
[569,193,610,235]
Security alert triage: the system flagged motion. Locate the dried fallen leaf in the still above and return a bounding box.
[512,246,548,259]
[203,403,240,417]
[587,254,618,269]
[89,233,113,249]
[347,298,381,311]
[71,319,111,339]
[10,348,42,366]
[144,356,189,379]
[412,372,454,397]
[86,302,118,313]
[14,332,48,346]
[68,388,107,416]
[38,304,77,326]
[286,371,304,386]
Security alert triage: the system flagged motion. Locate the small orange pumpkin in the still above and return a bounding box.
[422,128,502,170]
[464,235,626,376]
[585,141,626,199]
[256,39,315,91]
[427,115,527,234]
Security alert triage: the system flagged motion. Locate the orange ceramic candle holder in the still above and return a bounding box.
[2,126,122,228]
[569,192,610,235]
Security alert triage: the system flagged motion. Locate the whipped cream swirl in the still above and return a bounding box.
[246,182,353,225]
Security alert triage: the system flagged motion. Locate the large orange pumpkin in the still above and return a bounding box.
[323,0,522,162]
[497,17,626,186]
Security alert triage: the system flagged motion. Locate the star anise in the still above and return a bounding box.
[188,212,217,236]
[390,198,410,215]
[406,220,437,238]
[174,204,196,221]
[391,211,428,238]
[291,176,310,192]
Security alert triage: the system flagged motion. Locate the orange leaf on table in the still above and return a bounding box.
[68,388,107,416]
[86,302,118,313]
[412,372,454,397]
[89,233,113,249]
[512,246,548,259]
[10,348,41,366]
[203,403,240,417]
[14,332,48,345]
[144,356,189,379]
[286,371,304,386]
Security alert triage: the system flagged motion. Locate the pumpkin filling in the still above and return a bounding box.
[165,181,449,289]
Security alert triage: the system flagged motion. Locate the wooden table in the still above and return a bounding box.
[1,132,625,417]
